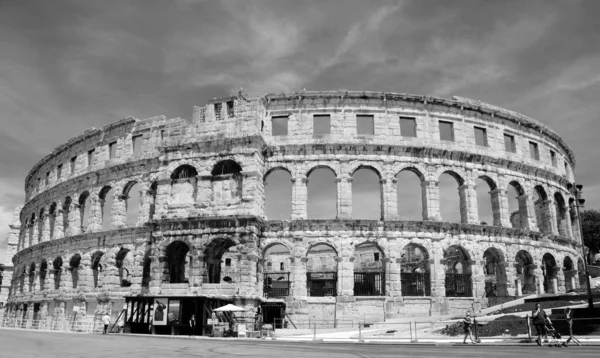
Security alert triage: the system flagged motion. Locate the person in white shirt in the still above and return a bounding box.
[102,313,111,334]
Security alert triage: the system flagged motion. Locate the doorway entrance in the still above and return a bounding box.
[261,302,285,329]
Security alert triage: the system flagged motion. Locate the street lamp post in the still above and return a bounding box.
[568,183,594,310]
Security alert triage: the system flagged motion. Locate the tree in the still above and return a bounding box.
[581,210,600,262]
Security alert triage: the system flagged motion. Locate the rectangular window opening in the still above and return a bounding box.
[356,114,374,135]
[87,149,94,167]
[214,103,222,121]
[374,253,380,262]
[504,134,516,153]
[474,126,488,147]
[272,116,289,136]
[132,135,143,156]
[550,150,557,167]
[313,114,331,135]
[400,116,417,137]
[109,142,117,159]
[70,156,76,174]
[439,121,454,141]
[529,141,540,161]
[226,100,234,118]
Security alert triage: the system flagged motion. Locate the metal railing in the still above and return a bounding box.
[354,272,385,296]
[0,315,107,333]
[445,273,472,297]
[401,272,431,296]
[263,272,290,297]
[307,272,337,297]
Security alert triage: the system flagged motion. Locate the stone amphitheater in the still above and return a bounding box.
[1,90,585,335]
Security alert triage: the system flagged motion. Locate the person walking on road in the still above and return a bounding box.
[189,314,196,336]
[102,313,111,335]
[462,311,476,344]
[563,307,581,347]
[532,303,548,346]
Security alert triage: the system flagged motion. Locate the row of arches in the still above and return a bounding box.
[264,165,577,239]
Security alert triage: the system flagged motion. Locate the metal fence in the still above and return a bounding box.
[263,273,290,298]
[0,315,112,333]
[307,272,337,297]
[401,272,431,296]
[353,272,385,296]
[445,273,472,297]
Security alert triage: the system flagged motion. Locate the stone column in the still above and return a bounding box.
[430,245,445,297]
[239,254,259,297]
[337,256,353,296]
[336,176,352,219]
[517,195,538,231]
[291,177,308,220]
[54,209,64,240]
[554,267,564,293]
[533,266,544,294]
[564,207,574,240]
[70,203,82,236]
[153,177,171,220]
[112,194,127,229]
[31,220,39,246]
[469,260,486,298]
[381,178,397,220]
[459,184,479,224]
[545,199,559,235]
[293,257,308,297]
[137,188,151,225]
[386,257,401,297]
[497,262,514,297]
[422,181,441,221]
[490,189,511,227]
[88,197,102,232]
[41,213,51,242]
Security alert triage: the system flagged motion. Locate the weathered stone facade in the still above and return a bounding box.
[3,90,584,332]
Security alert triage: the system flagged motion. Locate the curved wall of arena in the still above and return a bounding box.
[3,90,585,329]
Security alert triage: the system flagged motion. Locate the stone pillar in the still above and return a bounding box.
[533,266,544,294]
[291,177,308,220]
[54,209,64,240]
[42,213,51,242]
[294,257,308,297]
[459,184,478,224]
[564,207,574,240]
[554,267,564,293]
[112,194,127,229]
[515,278,523,296]
[422,181,441,221]
[430,246,445,297]
[545,199,559,235]
[71,203,82,236]
[31,220,39,246]
[497,262,514,297]
[387,257,401,297]
[490,189,511,227]
[336,176,352,219]
[470,260,486,298]
[337,256,353,296]
[153,178,171,220]
[517,195,538,231]
[381,178,397,220]
[137,188,151,225]
[88,197,102,232]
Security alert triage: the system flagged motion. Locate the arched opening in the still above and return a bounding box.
[577,258,586,289]
[141,248,152,288]
[124,182,141,226]
[28,213,35,246]
[476,177,496,225]
[563,256,575,291]
[91,251,104,289]
[99,186,114,231]
[148,181,158,220]
[444,246,472,297]
[62,197,72,236]
[53,257,63,290]
[18,267,25,293]
[211,160,243,202]
[37,208,44,243]
[507,181,524,229]
[264,169,292,220]
[542,253,557,293]
[263,244,291,297]
[28,262,36,292]
[352,167,382,220]
[533,185,549,234]
[171,165,198,205]
[49,203,57,239]
[116,248,132,287]
[79,192,91,232]
[306,243,337,296]
[439,172,463,223]
[515,250,535,295]
[39,260,47,290]
[353,242,385,296]
[203,238,235,284]
[400,243,430,296]
[165,241,190,284]
[483,248,506,297]
[554,192,568,237]
[307,167,337,219]
[396,169,423,220]
[69,254,81,289]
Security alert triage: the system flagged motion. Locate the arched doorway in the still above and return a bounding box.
[444,246,472,297]
[515,250,535,295]
[400,244,431,296]
[203,238,235,284]
[263,244,291,297]
[483,248,506,297]
[353,242,385,296]
[165,241,190,284]
[306,244,337,297]
[542,253,557,294]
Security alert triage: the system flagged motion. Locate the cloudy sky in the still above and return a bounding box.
[1,0,600,261]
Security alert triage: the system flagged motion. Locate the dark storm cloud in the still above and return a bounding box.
[1,0,600,258]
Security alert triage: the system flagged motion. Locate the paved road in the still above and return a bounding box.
[0,330,597,358]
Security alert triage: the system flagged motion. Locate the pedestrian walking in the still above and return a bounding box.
[462,311,476,344]
[532,303,549,346]
[189,314,196,336]
[562,307,581,347]
[102,313,111,335]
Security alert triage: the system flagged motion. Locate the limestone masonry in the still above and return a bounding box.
[2,90,585,335]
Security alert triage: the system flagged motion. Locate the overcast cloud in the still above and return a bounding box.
[1,0,600,260]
